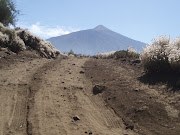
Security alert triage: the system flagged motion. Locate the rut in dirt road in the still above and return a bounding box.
[0,58,51,135]
[26,59,64,135]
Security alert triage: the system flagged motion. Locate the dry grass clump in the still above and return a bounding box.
[0,31,9,44]
[127,47,139,58]
[95,47,139,59]
[0,23,26,52]
[168,38,180,72]
[0,23,61,58]
[127,47,137,54]
[113,47,139,59]
[96,51,116,58]
[141,36,180,73]
[16,30,60,58]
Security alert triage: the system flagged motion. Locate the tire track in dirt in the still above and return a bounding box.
[26,57,69,135]
[9,84,28,130]
[0,58,51,135]
[82,68,131,130]
[26,58,64,135]
[86,93,122,128]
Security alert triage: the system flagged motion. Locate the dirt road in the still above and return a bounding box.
[0,57,136,135]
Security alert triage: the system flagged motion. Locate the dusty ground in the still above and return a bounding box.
[0,51,135,135]
[0,50,180,135]
[84,58,180,135]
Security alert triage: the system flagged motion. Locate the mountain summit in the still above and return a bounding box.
[93,25,110,31]
[47,25,146,55]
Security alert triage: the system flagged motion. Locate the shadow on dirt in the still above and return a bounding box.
[138,71,180,91]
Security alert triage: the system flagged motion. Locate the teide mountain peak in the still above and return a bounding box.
[47,25,146,55]
[93,25,110,31]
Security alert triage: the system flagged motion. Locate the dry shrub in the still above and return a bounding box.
[0,22,62,58]
[113,49,139,59]
[0,22,26,53]
[141,36,180,73]
[96,51,116,58]
[168,38,180,72]
[16,29,60,58]
[96,47,139,59]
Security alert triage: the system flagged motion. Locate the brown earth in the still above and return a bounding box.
[84,58,180,135]
[0,50,180,135]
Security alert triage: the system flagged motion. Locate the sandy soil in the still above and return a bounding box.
[0,54,136,135]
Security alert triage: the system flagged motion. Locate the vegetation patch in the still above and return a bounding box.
[113,50,139,59]
[141,36,180,74]
[68,49,74,55]
[95,47,139,59]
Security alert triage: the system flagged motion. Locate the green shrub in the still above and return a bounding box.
[113,50,139,59]
[113,50,127,58]
[107,53,114,58]
[68,49,74,55]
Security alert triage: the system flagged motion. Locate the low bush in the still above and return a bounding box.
[16,29,60,58]
[96,51,116,58]
[168,38,180,72]
[113,50,127,58]
[0,22,61,58]
[95,47,139,59]
[141,36,180,73]
[68,49,74,55]
[113,48,139,59]
[0,22,26,53]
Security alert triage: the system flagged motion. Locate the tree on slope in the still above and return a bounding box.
[0,0,19,26]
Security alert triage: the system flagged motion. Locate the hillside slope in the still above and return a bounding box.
[47,25,146,55]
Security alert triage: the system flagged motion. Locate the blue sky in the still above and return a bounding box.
[16,0,180,43]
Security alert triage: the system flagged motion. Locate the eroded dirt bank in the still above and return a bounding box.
[84,58,180,135]
[0,56,137,135]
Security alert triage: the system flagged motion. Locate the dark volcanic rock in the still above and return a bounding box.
[93,85,106,95]
[125,125,134,130]
[79,71,85,74]
[73,115,80,121]
[132,59,141,64]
